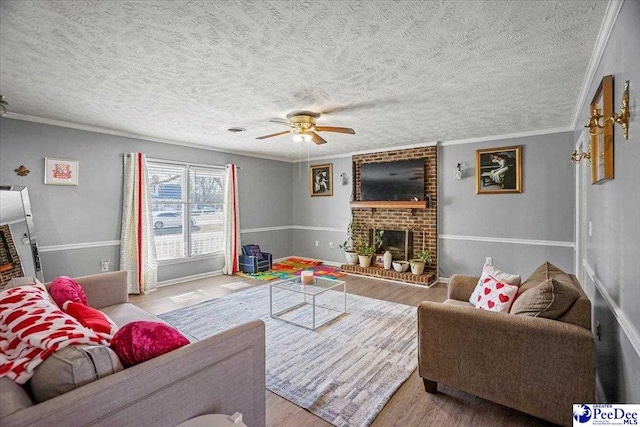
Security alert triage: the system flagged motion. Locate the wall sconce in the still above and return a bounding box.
[570,148,591,164]
[454,163,462,180]
[339,172,349,185]
[585,106,606,136]
[585,80,630,140]
[610,80,630,140]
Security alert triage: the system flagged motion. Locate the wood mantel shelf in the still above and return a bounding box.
[350,200,428,209]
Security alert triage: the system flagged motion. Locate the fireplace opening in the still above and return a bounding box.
[370,229,413,261]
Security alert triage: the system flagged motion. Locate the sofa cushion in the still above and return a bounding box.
[49,276,88,307]
[510,278,580,319]
[0,376,33,417]
[29,344,123,402]
[469,264,521,307]
[518,261,572,296]
[63,301,118,338]
[110,321,189,367]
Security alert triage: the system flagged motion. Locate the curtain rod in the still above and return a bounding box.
[122,153,241,170]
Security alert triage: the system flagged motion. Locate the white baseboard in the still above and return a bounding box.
[596,375,606,403]
[157,270,222,287]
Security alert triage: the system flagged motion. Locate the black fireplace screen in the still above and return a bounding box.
[370,229,413,260]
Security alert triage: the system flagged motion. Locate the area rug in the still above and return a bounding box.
[158,285,417,427]
[237,257,345,281]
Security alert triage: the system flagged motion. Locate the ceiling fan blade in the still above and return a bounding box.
[310,132,327,145]
[320,98,401,115]
[256,130,290,140]
[269,118,293,127]
[315,126,356,135]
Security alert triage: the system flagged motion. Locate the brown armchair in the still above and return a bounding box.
[418,273,595,426]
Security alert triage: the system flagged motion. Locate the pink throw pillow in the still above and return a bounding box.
[110,321,189,367]
[49,276,88,307]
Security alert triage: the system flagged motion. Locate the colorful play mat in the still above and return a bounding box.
[237,257,345,281]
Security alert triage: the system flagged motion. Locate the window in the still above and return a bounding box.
[148,160,224,261]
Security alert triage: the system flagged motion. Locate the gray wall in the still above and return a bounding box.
[291,156,353,264]
[573,0,640,403]
[438,132,576,277]
[0,118,292,282]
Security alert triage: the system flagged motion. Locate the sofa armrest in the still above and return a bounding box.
[447,274,479,301]
[2,320,266,427]
[74,271,129,309]
[418,302,594,426]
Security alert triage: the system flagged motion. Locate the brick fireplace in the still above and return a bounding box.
[341,146,437,285]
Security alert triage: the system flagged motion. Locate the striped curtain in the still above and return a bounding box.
[120,153,157,293]
[223,164,241,275]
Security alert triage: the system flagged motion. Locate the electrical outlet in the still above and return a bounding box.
[329,241,334,248]
[485,257,493,266]
[101,259,110,272]
[315,240,319,247]
[588,221,593,237]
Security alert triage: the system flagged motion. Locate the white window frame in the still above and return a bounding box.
[148,158,225,265]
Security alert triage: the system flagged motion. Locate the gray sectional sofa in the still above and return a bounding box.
[0,271,266,427]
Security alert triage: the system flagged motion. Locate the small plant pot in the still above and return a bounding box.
[409,260,425,275]
[345,251,359,265]
[358,255,372,268]
[392,261,409,272]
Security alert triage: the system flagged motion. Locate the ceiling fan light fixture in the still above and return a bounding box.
[292,133,313,143]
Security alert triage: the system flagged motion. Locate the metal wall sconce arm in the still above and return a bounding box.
[585,80,631,140]
[610,80,630,140]
[570,149,591,164]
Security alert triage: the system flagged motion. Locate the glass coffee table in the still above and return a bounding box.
[269,276,347,330]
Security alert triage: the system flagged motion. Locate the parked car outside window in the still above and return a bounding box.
[152,211,195,229]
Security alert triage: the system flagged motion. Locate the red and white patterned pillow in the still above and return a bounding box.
[0,283,107,384]
[469,264,521,307]
[474,275,519,312]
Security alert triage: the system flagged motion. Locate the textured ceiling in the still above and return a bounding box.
[0,1,607,161]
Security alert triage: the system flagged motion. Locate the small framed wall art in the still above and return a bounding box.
[309,163,333,196]
[44,158,79,186]
[475,145,522,194]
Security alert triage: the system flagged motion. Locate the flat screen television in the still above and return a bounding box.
[360,158,425,201]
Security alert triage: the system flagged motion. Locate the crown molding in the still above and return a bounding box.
[2,113,290,163]
[570,0,624,130]
[438,127,571,147]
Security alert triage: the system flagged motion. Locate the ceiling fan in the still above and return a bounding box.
[256,111,355,145]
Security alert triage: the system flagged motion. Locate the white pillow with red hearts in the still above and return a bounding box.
[474,276,519,312]
[469,264,521,308]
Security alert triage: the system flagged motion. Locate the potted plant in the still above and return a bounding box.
[409,249,432,275]
[356,244,376,267]
[339,220,359,265]
[355,227,383,268]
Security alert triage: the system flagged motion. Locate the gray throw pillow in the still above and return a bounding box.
[510,278,580,319]
[29,345,123,402]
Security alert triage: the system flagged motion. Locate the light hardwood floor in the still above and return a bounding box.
[130,273,553,427]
